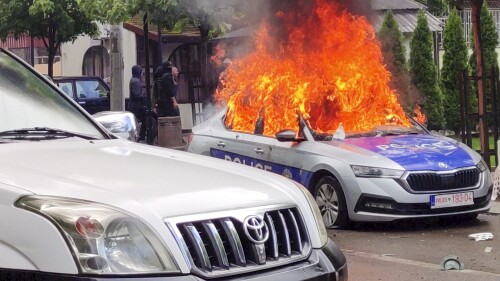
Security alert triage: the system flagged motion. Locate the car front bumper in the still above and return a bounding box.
[0,239,347,281]
[341,170,493,222]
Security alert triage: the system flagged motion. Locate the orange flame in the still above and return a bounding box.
[211,43,226,66]
[414,104,427,125]
[215,0,411,136]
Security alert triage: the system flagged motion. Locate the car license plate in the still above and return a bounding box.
[430,192,474,209]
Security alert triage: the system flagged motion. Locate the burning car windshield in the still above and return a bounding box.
[309,117,427,141]
[0,50,105,139]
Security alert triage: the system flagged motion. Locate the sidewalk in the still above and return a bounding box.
[490,197,500,214]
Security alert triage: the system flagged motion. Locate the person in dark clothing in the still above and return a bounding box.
[157,61,180,117]
[128,65,147,142]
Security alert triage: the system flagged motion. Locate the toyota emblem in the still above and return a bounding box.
[243,215,269,244]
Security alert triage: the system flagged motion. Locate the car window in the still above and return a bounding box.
[0,50,105,138]
[57,82,74,98]
[76,80,107,99]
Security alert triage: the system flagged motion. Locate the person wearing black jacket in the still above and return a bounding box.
[128,65,147,142]
[157,61,180,117]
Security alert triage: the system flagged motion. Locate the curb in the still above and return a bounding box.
[488,198,500,214]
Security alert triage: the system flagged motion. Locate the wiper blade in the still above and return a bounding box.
[0,127,100,140]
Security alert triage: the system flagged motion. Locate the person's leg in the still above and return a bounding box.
[138,109,147,141]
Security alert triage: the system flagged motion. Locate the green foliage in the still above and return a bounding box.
[414,0,448,14]
[440,9,468,134]
[0,0,98,45]
[77,0,250,39]
[378,10,419,111]
[0,0,98,77]
[410,10,445,130]
[378,10,407,73]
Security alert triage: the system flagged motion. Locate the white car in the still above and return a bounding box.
[188,109,494,229]
[0,49,347,280]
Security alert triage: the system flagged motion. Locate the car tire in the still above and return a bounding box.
[313,176,350,229]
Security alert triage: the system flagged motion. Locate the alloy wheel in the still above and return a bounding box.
[315,183,339,227]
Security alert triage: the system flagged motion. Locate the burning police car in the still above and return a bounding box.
[188,0,493,229]
[188,110,493,229]
[0,48,347,280]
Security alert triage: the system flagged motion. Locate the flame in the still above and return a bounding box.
[211,43,226,66]
[414,104,427,125]
[215,0,411,136]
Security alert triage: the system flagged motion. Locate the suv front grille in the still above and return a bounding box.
[168,207,311,277]
[406,168,480,192]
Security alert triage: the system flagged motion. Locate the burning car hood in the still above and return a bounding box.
[0,140,297,217]
[338,134,477,171]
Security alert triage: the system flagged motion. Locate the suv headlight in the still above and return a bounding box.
[351,165,404,178]
[294,183,328,247]
[16,196,178,275]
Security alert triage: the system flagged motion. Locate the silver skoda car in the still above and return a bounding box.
[188,109,493,229]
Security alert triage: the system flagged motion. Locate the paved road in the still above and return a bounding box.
[331,206,500,281]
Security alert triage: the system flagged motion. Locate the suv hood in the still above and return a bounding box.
[340,134,476,171]
[0,140,296,217]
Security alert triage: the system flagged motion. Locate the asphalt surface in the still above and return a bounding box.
[332,199,500,281]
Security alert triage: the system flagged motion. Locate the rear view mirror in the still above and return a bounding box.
[275,129,305,142]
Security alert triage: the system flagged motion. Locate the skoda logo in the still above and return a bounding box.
[243,215,269,244]
[438,162,448,169]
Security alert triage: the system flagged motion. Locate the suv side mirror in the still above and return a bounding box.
[275,129,305,142]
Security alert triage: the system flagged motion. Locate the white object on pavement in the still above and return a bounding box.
[468,233,494,241]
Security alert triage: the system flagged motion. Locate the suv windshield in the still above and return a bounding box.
[0,50,105,140]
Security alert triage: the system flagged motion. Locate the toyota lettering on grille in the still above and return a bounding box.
[243,215,269,244]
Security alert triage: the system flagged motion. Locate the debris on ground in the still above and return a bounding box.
[468,233,494,241]
[484,247,493,253]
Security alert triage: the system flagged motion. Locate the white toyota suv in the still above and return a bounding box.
[0,49,346,280]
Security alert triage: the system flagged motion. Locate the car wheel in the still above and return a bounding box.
[313,176,349,229]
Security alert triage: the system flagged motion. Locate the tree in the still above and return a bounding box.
[0,0,98,78]
[379,10,407,74]
[79,0,250,99]
[415,0,448,14]
[441,9,468,135]
[378,10,419,110]
[410,10,445,130]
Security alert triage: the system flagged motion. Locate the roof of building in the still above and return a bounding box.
[373,11,443,33]
[212,26,257,41]
[123,15,201,44]
[371,0,427,11]
[462,1,500,9]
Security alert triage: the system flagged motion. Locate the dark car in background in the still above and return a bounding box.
[52,76,110,114]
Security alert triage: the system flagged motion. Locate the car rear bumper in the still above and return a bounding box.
[0,240,347,281]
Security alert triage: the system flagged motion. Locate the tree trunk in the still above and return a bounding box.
[471,0,489,165]
[200,24,210,104]
[48,35,55,78]
[110,24,124,111]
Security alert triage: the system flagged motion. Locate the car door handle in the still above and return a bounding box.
[254,148,265,154]
[78,101,86,105]
[216,141,226,148]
